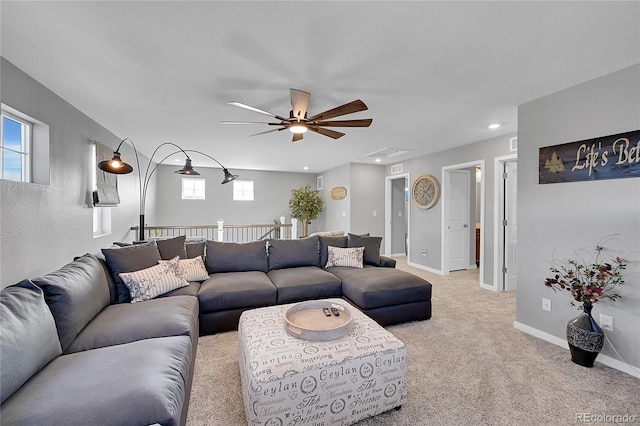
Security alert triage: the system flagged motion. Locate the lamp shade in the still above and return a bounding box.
[175,158,200,175]
[97,152,134,174]
[222,168,239,184]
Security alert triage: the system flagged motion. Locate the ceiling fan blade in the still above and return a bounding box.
[308,99,368,121]
[228,101,288,121]
[314,119,373,128]
[290,88,311,120]
[307,126,345,139]
[292,132,304,142]
[221,121,280,125]
[249,127,287,137]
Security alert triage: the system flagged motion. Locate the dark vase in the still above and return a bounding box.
[566,303,605,367]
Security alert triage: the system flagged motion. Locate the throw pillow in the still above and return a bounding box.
[186,242,205,259]
[102,242,162,303]
[325,246,364,268]
[348,233,382,266]
[319,235,348,268]
[156,235,188,260]
[119,256,189,303]
[158,256,209,282]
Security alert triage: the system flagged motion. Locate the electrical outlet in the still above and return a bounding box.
[600,314,614,331]
[542,298,551,312]
[421,248,427,256]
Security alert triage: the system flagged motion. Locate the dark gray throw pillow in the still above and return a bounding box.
[319,235,348,268]
[0,280,62,403]
[348,233,382,266]
[205,240,268,273]
[267,236,320,270]
[156,235,187,260]
[102,242,162,303]
[186,242,205,259]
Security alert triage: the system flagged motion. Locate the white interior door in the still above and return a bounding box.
[504,161,518,291]
[448,170,470,271]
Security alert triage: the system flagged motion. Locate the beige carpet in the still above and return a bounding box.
[187,259,640,425]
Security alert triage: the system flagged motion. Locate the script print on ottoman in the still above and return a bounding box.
[238,298,407,426]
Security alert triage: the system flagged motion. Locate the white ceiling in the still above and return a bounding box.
[2,1,639,173]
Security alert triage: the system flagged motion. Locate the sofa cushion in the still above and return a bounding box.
[156,235,188,259]
[325,246,364,268]
[205,240,268,273]
[348,233,383,266]
[186,241,205,259]
[267,266,342,303]
[267,236,320,270]
[102,242,162,303]
[158,256,209,282]
[66,295,199,353]
[119,256,190,303]
[32,254,111,352]
[319,235,348,268]
[0,280,62,404]
[198,271,276,312]
[0,336,192,426]
[331,266,432,310]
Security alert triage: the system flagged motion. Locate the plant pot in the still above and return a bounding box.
[566,303,604,368]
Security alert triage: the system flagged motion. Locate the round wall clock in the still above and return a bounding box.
[411,174,440,209]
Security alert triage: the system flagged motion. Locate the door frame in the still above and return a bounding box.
[441,160,485,281]
[493,154,518,291]
[385,173,410,259]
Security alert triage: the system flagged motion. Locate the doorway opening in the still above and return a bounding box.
[494,154,518,291]
[385,173,410,258]
[441,160,485,287]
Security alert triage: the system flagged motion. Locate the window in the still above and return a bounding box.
[182,178,206,200]
[233,180,254,201]
[1,110,31,182]
[92,144,111,237]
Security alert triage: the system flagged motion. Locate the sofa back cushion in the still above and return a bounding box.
[348,233,383,266]
[319,235,348,268]
[156,235,188,259]
[102,242,162,303]
[267,236,320,270]
[0,280,62,403]
[32,254,111,352]
[205,240,268,273]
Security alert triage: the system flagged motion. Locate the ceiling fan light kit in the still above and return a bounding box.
[223,88,372,142]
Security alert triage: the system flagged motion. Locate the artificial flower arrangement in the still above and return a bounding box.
[544,242,626,310]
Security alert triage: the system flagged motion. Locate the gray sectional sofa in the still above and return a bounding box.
[0,233,432,425]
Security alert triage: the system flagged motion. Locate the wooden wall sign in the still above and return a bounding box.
[330,186,347,200]
[539,129,640,184]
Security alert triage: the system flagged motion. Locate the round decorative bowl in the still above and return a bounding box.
[284,300,353,341]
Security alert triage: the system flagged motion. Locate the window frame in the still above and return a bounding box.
[1,109,32,182]
[182,177,206,200]
[233,179,254,201]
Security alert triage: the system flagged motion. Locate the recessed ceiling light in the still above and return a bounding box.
[303,166,309,170]
[488,123,501,130]
[374,158,382,163]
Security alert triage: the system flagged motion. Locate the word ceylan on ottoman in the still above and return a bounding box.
[238,298,407,426]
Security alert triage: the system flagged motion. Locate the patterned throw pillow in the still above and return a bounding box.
[158,256,209,282]
[119,256,189,303]
[325,246,364,268]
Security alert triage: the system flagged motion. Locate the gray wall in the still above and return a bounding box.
[517,64,640,368]
[153,165,317,232]
[0,58,142,288]
[388,134,514,285]
[315,164,351,233]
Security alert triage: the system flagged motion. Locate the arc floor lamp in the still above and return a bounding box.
[97,138,238,240]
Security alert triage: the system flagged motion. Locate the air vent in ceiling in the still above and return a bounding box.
[364,147,411,160]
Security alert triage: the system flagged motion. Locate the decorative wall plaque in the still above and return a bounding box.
[539,129,640,184]
[330,186,347,200]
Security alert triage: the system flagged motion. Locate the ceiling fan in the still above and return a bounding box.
[222,88,373,142]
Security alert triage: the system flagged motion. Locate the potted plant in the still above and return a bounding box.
[289,185,324,237]
[544,241,626,367]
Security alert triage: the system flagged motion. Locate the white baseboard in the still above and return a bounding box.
[407,261,443,275]
[514,321,640,378]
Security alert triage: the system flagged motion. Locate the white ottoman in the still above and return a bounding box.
[238,298,407,426]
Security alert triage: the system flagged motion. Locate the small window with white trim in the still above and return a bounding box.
[182,178,206,200]
[233,180,254,201]
[1,110,32,182]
